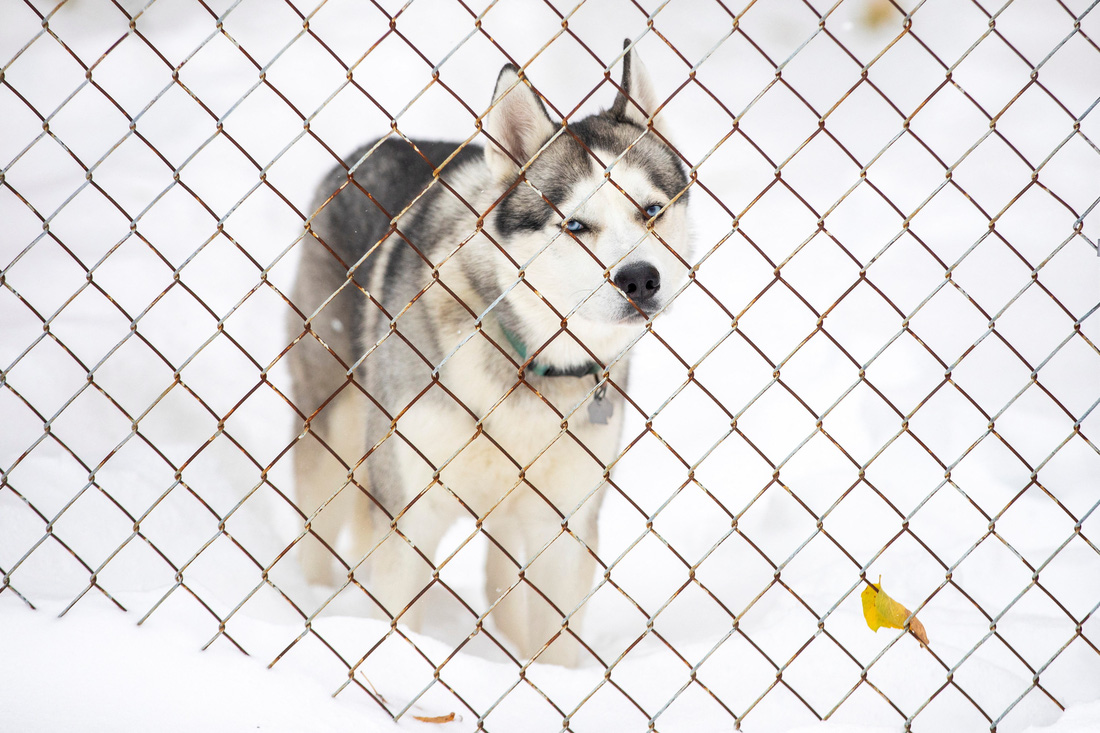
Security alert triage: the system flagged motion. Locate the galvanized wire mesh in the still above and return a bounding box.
[2,0,1098,731]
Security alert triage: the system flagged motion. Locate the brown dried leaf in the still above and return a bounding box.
[412,713,456,724]
[863,0,897,29]
[908,614,930,647]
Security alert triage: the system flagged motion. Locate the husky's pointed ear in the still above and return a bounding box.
[483,65,557,181]
[610,40,663,134]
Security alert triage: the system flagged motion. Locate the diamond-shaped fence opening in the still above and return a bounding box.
[2,1,1098,731]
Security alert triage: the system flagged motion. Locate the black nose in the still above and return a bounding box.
[613,262,661,305]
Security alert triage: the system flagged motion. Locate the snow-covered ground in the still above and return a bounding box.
[2,0,1098,731]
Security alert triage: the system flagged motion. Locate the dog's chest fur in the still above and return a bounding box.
[358,228,627,512]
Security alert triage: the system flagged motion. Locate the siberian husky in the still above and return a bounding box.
[287,42,691,666]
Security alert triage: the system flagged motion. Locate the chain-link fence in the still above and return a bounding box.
[2,0,1098,730]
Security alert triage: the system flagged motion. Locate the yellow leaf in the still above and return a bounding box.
[861,576,930,647]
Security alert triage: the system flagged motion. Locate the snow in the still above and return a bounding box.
[1,600,400,733]
[2,0,1099,731]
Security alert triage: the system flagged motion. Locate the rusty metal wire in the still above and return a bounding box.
[2,0,1098,730]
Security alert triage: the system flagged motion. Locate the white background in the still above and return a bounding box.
[1,0,1098,731]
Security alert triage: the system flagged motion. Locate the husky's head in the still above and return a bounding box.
[482,43,691,368]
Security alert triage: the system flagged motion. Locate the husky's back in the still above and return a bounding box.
[288,139,481,413]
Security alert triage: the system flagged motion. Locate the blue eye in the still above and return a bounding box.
[565,219,586,233]
[645,203,664,218]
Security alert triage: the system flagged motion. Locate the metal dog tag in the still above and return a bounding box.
[588,382,612,425]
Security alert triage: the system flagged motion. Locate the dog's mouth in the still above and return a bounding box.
[615,302,659,323]
[571,289,663,325]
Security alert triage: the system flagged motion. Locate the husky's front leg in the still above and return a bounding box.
[296,387,372,586]
[362,449,449,632]
[485,495,601,666]
[364,511,441,630]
